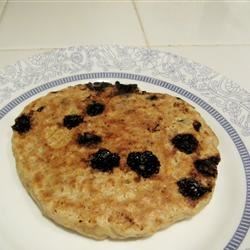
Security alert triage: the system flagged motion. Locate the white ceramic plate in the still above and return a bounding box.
[0,46,249,250]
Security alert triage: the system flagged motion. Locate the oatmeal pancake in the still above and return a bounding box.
[12,81,220,239]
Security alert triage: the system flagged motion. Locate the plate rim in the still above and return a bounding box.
[1,72,250,250]
[1,45,250,138]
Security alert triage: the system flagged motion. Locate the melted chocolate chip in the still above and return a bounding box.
[77,132,102,146]
[90,148,120,172]
[12,114,31,134]
[194,156,221,177]
[193,120,202,132]
[86,82,112,92]
[177,177,211,200]
[115,81,138,95]
[127,151,160,178]
[86,102,105,116]
[37,106,45,112]
[63,115,83,129]
[171,133,198,154]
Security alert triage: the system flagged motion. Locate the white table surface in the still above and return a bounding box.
[0,1,249,249]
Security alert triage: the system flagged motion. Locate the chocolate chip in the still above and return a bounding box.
[115,81,138,95]
[12,114,31,134]
[90,148,120,172]
[86,102,105,116]
[77,132,102,146]
[127,151,160,178]
[194,156,221,177]
[63,115,83,129]
[171,133,198,154]
[177,177,211,200]
[193,120,202,132]
[86,82,112,92]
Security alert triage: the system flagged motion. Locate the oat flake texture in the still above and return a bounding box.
[12,82,220,239]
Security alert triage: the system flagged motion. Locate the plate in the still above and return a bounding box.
[0,46,249,250]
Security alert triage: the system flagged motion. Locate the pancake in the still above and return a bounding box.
[12,81,220,239]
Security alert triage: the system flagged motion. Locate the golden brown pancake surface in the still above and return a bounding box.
[12,82,220,239]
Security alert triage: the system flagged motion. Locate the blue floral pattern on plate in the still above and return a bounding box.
[0,72,249,250]
[0,46,249,250]
[0,45,249,136]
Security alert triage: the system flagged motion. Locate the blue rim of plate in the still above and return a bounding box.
[0,72,249,250]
